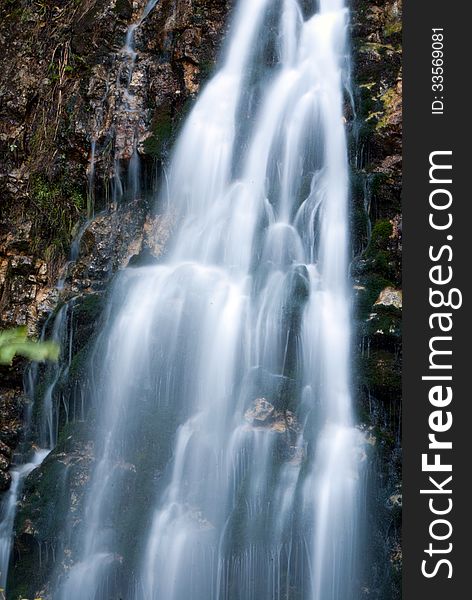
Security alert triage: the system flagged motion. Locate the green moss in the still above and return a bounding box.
[350,172,371,254]
[68,346,90,380]
[8,430,91,597]
[143,105,174,158]
[15,459,65,535]
[360,41,395,56]
[173,95,197,136]
[355,273,394,323]
[74,294,104,324]
[31,378,47,425]
[362,349,401,402]
[69,294,105,357]
[364,303,402,345]
[48,60,60,82]
[354,94,378,144]
[369,172,389,197]
[362,219,397,280]
[30,174,86,258]
[32,176,84,212]
[377,87,400,130]
[385,20,402,37]
[368,219,393,254]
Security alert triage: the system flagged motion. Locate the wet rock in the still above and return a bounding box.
[244,398,274,423]
[0,387,25,488]
[8,429,95,596]
[390,541,402,570]
[387,493,402,509]
[0,468,11,491]
[128,246,159,268]
[0,439,12,459]
[8,255,35,275]
[0,453,9,471]
[243,367,297,412]
[186,506,214,531]
[375,286,402,309]
[358,424,377,447]
[244,398,304,465]
[244,398,300,435]
[67,202,172,294]
[0,0,228,337]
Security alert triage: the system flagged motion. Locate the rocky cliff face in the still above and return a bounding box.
[0,0,232,321]
[0,0,402,597]
[0,0,229,496]
[351,0,402,597]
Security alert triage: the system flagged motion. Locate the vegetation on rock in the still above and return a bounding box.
[0,327,58,365]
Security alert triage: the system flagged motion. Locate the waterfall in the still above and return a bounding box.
[0,299,77,588]
[52,0,366,598]
[88,0,160,208]
[0,213,88,587]
[0,450,49,589]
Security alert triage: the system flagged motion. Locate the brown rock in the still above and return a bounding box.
[374,286,402,309]
[244,398,275,423]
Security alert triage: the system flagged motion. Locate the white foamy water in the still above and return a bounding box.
[54,1,365,598]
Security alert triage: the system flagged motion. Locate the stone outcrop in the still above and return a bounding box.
[375,286,402,310]
[0,0,230,330]
[244,398,300,436]
[244,398,304,464]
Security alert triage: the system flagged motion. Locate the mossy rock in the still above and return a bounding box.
[68,345,90,381]
[143,104,174,158]
[361,219,399,280]
[128,247,159,268]
[368,219,393,253]
[15,457,68,540]
[70,293,105,355]
[9,425,92,597]
[353,272,394,323]
[362,349,401,402]
[73,293,105,327]
[365,304,402,342]
[55,420,92,453]
[350,171,371,254]
[29,174,86,259]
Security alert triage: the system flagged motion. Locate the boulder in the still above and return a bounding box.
[244,398,300,436]
[244,398,274,423]
[374,286,402,309]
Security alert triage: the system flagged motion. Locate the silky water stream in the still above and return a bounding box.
[4,0,368,598]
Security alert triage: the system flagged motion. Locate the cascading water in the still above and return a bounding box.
[1,3,165,592]
[52,0,366,598]
[0,305,72,588]
[0,224,86,589]
[87,0,160,208]
[0,451,49,589]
